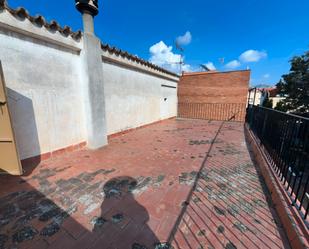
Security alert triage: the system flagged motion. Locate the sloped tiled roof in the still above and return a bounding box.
[0,0,82,41]
[268,88,278,97]
[101,43,179,77]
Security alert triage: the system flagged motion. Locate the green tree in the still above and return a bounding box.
[276,50,309,114]
[262,96,273,108]
[274,101,287,112]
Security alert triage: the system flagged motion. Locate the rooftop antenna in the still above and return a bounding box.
[219,57,225,65]
[175,41,185,75]
[200,64,211,71]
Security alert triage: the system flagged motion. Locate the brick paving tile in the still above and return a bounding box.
[0,119,291,249]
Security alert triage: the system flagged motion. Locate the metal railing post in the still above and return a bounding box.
[246,106,309,223]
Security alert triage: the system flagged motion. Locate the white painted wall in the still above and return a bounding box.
[160,85,178,120]
[102,59,178,135]
[0,7,179,160]
[0,13,86,159]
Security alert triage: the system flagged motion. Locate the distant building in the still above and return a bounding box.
[248,87,285,108]
[248,88,266,106]
[268,88,286,108]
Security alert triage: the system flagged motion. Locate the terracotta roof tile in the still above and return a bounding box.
[0,0,82,41]
[0,0,179,77]
[101,43,179,77]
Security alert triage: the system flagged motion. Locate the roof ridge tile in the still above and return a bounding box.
[101,43,179,77]
[0,0,179,77]
[0,0,82,41]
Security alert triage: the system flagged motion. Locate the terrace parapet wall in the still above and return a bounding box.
[0,1,179,165]
[178,70,250,122]
[0,1,82,51]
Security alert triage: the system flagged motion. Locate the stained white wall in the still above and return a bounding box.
[102,60,178,135]
[0,8,178,160]
[160,85,178,120]
[0,12,86,160]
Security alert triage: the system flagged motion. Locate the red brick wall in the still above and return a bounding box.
[178,70,250,121]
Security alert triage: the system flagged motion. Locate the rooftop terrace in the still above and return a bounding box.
[0,119,290,249]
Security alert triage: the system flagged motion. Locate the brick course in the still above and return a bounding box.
[0,119,290,249]
[178,70,250,121]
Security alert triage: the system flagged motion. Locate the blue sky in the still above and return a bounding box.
[9,0,309,86]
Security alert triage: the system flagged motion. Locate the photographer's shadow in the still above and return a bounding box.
[95,176,160,249]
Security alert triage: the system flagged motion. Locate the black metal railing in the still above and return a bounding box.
[246,105,309,220]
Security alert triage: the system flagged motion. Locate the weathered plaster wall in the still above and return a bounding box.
[0,10,86,160]
[160,84,178,120]
[102,58,178,135]
[0,6,179,160]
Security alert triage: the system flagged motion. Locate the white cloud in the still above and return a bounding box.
[149,41,181,68]
[225,60,241,69]
[203,62,216,71]
[239,50,267,63]
[221,49,267,71]
[149,41,191,73]
[176,31,192,47]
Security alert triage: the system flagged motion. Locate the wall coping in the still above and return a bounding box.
[101,43,179,78]
[182,69,251,77]
[0,5,82,52]
[0,1,180,82]
[101,48,180,83]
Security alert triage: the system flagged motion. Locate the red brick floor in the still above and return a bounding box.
[0,119,290,249]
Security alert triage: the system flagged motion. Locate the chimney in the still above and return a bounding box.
[74,0,108,149]
[75,0,99,35]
